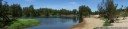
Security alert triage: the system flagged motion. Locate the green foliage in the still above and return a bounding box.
[79,5,92,16]
[23,5,39,17]
[103,19,112,26]
[1,2,9,14]
[123,7,128,17]
[92,11,99,15]
[59,9,72,15]
[72,9,78,15]
[78,5,92,23]
[36,8,77,17]
[98,0,118,23]
[0,0,17,28]
[10,4,22,17]
[1,0,78,18]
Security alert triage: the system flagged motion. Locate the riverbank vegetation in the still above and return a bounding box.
[7,18,40,29]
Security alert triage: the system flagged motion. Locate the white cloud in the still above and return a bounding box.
[69,2,78,5]
[22,0,35,5]
[22,0,31,2]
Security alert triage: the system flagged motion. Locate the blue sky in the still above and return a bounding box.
[3,0,128,11]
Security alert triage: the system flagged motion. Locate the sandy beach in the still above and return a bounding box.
[70,15,104,29]
[71,15,128,29]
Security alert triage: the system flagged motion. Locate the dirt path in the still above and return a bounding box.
[70,15,104,29]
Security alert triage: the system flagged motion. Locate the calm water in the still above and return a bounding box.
[26,18,79,29]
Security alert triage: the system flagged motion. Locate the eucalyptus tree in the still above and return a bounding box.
[72,9,77,15]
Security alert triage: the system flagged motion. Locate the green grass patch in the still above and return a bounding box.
[7,18,40,29]
[103,18,112,26]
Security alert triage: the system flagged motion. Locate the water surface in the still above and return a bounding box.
[26,18,78,29]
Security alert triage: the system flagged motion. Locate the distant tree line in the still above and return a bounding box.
[0,3,79,17]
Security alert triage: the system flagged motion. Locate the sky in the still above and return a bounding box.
[3,0,128,12]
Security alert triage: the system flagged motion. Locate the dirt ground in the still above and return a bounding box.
[70,15,128,29]
[70,15,104,29]
[110,17,128,27]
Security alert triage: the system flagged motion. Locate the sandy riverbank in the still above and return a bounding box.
[70,15,104,29]
[70,15,128,29]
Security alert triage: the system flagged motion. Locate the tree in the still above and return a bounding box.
[10,4,22,17]
[0,0,2,7]
[2,1,9,15]
[122,7,128,19]
[23,7,30,17]
[72,9,77,15]
[91,11,99,15]
[23,5,39,17]
[0,0,11,28]
[79,5,91,17]
[29,5,37,17]
[0,0,16,28]
[59,9,70,15]
[38,8,51,17]
[78,5,92,23]
[98,0,118,23]
[0,0,2,12]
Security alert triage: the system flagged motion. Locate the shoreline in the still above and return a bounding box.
[69,22,85,29]
[70,16,128,29]
[70,15,104,29]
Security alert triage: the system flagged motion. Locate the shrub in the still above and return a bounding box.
[103,19,112,26]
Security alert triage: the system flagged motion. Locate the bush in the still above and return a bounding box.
[103,19,112,26]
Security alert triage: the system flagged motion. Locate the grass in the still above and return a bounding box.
[7,18,40,29]
[103,18,112,26]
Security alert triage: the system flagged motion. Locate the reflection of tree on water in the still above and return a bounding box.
[59,16,79,23]
[38,18,78,25]
[72,16,79,23]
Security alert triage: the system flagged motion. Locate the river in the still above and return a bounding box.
[26,17,79,29]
